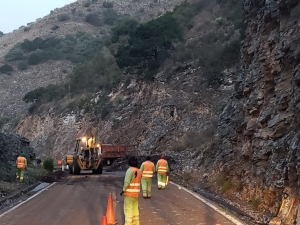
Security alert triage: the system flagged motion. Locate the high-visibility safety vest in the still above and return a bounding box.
[157,159,168,174]
[141,161,155,178]
[124,167,142,197]
[16,156,26,169]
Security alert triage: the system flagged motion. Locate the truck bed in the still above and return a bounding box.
[101,144,137,158]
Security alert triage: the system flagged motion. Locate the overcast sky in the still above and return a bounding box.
[0,0,76,33]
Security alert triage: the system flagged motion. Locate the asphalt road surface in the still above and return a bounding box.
[0,172,238,225]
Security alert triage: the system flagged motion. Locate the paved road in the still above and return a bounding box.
[0,172,238,225]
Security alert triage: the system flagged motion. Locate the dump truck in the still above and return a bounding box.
[66,136,136,175]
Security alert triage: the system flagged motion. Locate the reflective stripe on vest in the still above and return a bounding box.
[17,156,26,169]
[157,159,167,174]
[124,167,142,197]
[142,161,154,178]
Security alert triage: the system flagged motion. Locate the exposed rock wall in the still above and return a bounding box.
[16,73,224,159]
[215,0,300,222]
[0,132,34,168]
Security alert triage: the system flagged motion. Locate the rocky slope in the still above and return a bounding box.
[210,0,300,223]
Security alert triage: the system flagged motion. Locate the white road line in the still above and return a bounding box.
[0,182,57,218]
[170,182,247,225]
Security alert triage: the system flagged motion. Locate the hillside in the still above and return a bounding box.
[2,0,300,222]
[0,0,183,119]
[11,0,243,159]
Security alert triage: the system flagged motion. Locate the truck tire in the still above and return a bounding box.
[69,163,73,174]
[93,164,103,174]
[73,159,81,175]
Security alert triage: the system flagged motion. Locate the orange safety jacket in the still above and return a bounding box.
[157,159,168,174]
[124,167,142,197]
[16,156,26,169]
[141,161,155,178]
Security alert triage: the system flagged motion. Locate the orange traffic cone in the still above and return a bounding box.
[101,216,108,225]
[106,193,117,225]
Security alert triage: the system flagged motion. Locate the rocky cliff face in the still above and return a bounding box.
[0,132,34,176]
[214,0,300,222]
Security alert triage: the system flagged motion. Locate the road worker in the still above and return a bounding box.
[16,152,27,182]
[155,155,169,189]
[120,156,142,225]
[140,156,155,198]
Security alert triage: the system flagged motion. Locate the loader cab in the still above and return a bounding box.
[77,137,100,158]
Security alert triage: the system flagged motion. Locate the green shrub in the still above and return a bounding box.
[221,179,234,193]
[0,167,15,182]
[103,2,113,8]
[85,14,102,26]
[23,84,68,104]
[103,9,118,25]
[0,117,10,129]
[0,31,4,36]
[111,18,138,43]
[24,167,47,184]
[21,37,61,52]
[28,103,38,114]
[69,55,122,94]
[51,25,60,31]
[7,32,103,67]
[24,26,31,32]
[43,158,54,171]
[116,12,182,74]
[18,61,28,70]
[28,50,48,65]
[215,172,226,186]
[216,0,240,5]
[57,13,70,21]
[5,45,24,61]
[83,1,91,7]
[252,198,261,210]
[0,64,13,74]
[114,1,207,79]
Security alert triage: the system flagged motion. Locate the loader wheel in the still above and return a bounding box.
[93,164,103,174]
[73,159,81,175]
[69,163,73,174]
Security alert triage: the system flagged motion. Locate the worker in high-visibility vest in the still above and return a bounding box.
[16,153,27,182]
[120,156,142,225]
[155,155,169,189]
[140,156,155,198]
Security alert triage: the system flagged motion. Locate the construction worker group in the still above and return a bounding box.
[121,155,169,225]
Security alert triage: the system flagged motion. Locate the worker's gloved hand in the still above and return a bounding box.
[120,191,124,196]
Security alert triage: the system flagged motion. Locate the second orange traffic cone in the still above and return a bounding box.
[101,216,108,225]
[106,193,117,225]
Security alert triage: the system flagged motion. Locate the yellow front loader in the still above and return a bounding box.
[66,136,136,175]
